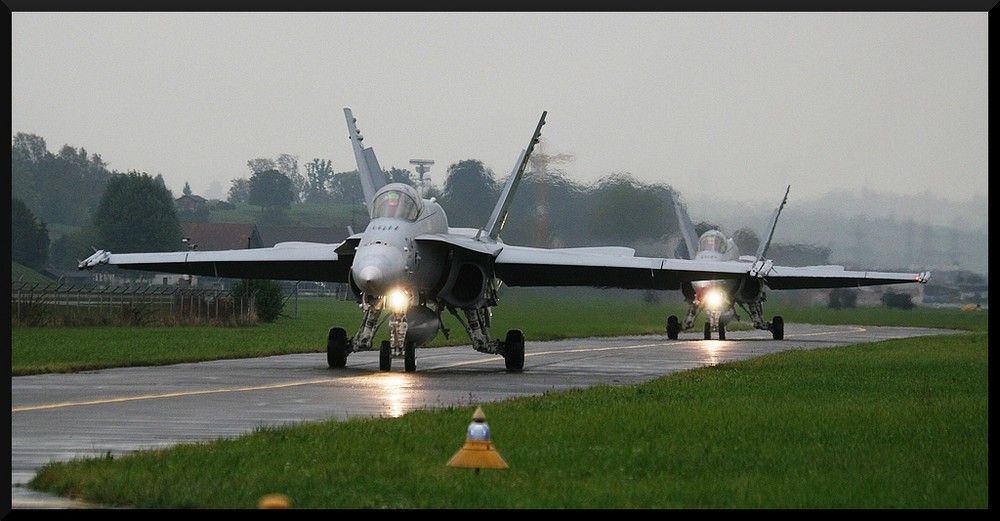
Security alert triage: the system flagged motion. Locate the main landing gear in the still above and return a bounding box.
[325,322,526,373]
[666,314,727,340]
[769,316,784,340]
[378,340,416,372]
[665,314,784,340]
[704,321,726,340]
[502,329,525,373]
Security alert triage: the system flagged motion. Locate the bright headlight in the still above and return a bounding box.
[386,288,410,314]
[703,288,726,311]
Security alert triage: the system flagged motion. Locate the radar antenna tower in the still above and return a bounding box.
[409,159,435,197]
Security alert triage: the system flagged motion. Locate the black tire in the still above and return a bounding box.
[666,315,681,340]
[326,327,349,369]
[718,323,726,341]
[703,322,712,340]
[379,340,392,371]
[404,341,416,373]
[503,329,525,373]
[771,316,784,340]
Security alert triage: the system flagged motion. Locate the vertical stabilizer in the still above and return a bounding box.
[478,111,547,242]
[755,185,790,261]
[671,192,700,260]
[344,108,388,210]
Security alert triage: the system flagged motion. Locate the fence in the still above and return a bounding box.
[11,282,255,325]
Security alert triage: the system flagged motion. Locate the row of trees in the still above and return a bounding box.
[12,173,186,273]
[12,132,835,276]
[12,132,116,227]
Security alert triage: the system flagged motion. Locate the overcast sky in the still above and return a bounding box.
[11,12,988,206]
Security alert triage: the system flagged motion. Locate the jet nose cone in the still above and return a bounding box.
[356,265,384,294]
[352,244,408,295]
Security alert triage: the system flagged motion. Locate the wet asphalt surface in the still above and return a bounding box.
[9,323,959,509]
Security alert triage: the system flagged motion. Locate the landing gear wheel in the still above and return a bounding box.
[379,340,392,371]
[327,327,349,368]
[704,322,712,340]
[666,315,681,340]
[503,329,525,373]
[770,316,784,340]
[718,323,726,341]
[404,341,416,373]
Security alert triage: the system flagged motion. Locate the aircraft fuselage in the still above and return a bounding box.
[350,183,450,299]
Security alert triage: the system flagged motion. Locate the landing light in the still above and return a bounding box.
[703,288,726,311]
[387,288,410,314]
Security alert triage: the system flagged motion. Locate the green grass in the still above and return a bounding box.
[11,288,988,376]
[26,335,987,508]
[206,201,363,227]
[14,290,989,508]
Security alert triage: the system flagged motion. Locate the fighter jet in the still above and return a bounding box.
[666,186,930,341]
[79,109,928,371]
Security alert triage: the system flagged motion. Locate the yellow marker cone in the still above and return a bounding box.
[257,493,291,508]
[447,406,508,470]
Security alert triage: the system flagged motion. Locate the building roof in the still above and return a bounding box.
[175,194,208,203]
[180,222,263,250]
[178,223,349,250]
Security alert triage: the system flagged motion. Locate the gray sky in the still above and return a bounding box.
[11,12,988,205]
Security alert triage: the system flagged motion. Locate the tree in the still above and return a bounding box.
[328,170,365,205]
[828,288,858,309]
[232,279,285,322]
[304,158,335,203]
[881,290,915,310]
[228,177,250,204]
[183,182,192,196]
[732,228,760,257]
[11,198,49,269]
[93,172,183,254]
[12,135,113,227]
[694,220,721,237]
[585,173,668,245]
[276,153,306,203]
[768,243,831,267]
[11,132,48,164]
[248,170,294,210]
[48,227,98,273]
[439,160,499,228]
[385,167,414,185]
[503,170,587,247]
[247,158,277,174]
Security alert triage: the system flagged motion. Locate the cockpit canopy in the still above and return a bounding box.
[698,229,728,255]
[371,184,422,221]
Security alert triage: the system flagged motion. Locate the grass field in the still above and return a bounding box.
[10,288,987,375]
[13,290,989,508]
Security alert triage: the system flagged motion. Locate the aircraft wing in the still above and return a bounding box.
[493,245,749,290]
[490,241,929,291]
[412,233,750,291]
[759,264,930,290]
[78,241,355,283]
